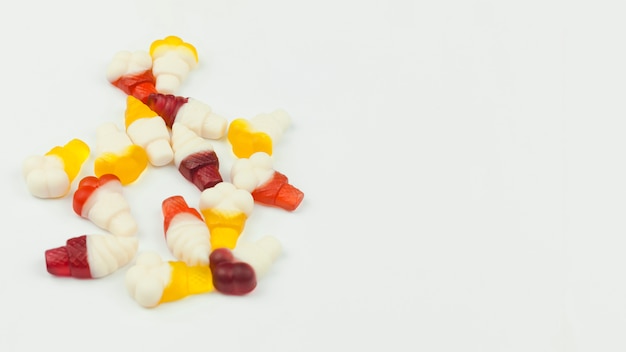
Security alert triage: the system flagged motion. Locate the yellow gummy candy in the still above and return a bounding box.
[149,35,198,63]
[201,209,248,250]
[94,145,148,185]
[227,119,273,159]
[45,139,90,182]
[125,95,159,128]
[160,262,214,304]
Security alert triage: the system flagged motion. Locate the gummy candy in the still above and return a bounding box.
[94,122,149,185]
[145,93,186,127]
[73,174,138,237]
[124,95,174,167]
[231,235,282,279]
[29,38,300,308]
[227,109,291,158]
[22,139,90,199]
[106,50,157,104]
[231,152,304,211]
[162,195,212,266]
[125,251,214,308]
[146,93,228,140]
[150,35,198,94]
[209,235,282,295]
[199,182,254,250]
[209,248,256,295]
[171,122,223,191]
[45,234,138,279]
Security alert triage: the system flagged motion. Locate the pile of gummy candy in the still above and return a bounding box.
[22,35,303,308]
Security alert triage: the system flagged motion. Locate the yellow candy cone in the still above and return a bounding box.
[159,261,214,304]
[125,95,159,127]
[45,138,90,182]
[201,209,248,250]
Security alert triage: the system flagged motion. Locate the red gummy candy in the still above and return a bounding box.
[178,150,223,191]
[72,174,121,216]
[209,248,257,295]
[45,235,92,279]
[252,171,304,211]
[110,70,158,104]
[162,195,204,234]
[145,93,188,128]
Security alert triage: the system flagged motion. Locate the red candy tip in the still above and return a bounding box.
[45,236,92,279]
[209,248,257,295]
[252,171,304,211]
[274,183,304,212]
[45,247,71,277]
[145,93,188,128]
[162,195,203,233]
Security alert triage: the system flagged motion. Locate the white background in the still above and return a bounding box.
[1,0,624,351]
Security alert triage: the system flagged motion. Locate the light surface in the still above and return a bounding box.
[2,1,625,351]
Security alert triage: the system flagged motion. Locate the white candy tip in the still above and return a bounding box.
[25,169,70,199]
[155,75,181,95]
[257,236,283,261]
[146,140,174,166]
[201,113,228,140]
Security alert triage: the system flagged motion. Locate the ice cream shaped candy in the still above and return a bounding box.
[162,195,212,266]
[125,251,215,308]
[227,109,291,158]
[22,139,90,198]
[45,234,138,279]
[106,50,157,104]
[125,95,174,167]
[145,93,228,140]
[231,152,304,211]
[171,122,223,191]
[199,182,254,250]
[209,235,282,295]
[150,35,198,94]
[73,174,138,237]
[94,122,149,185]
